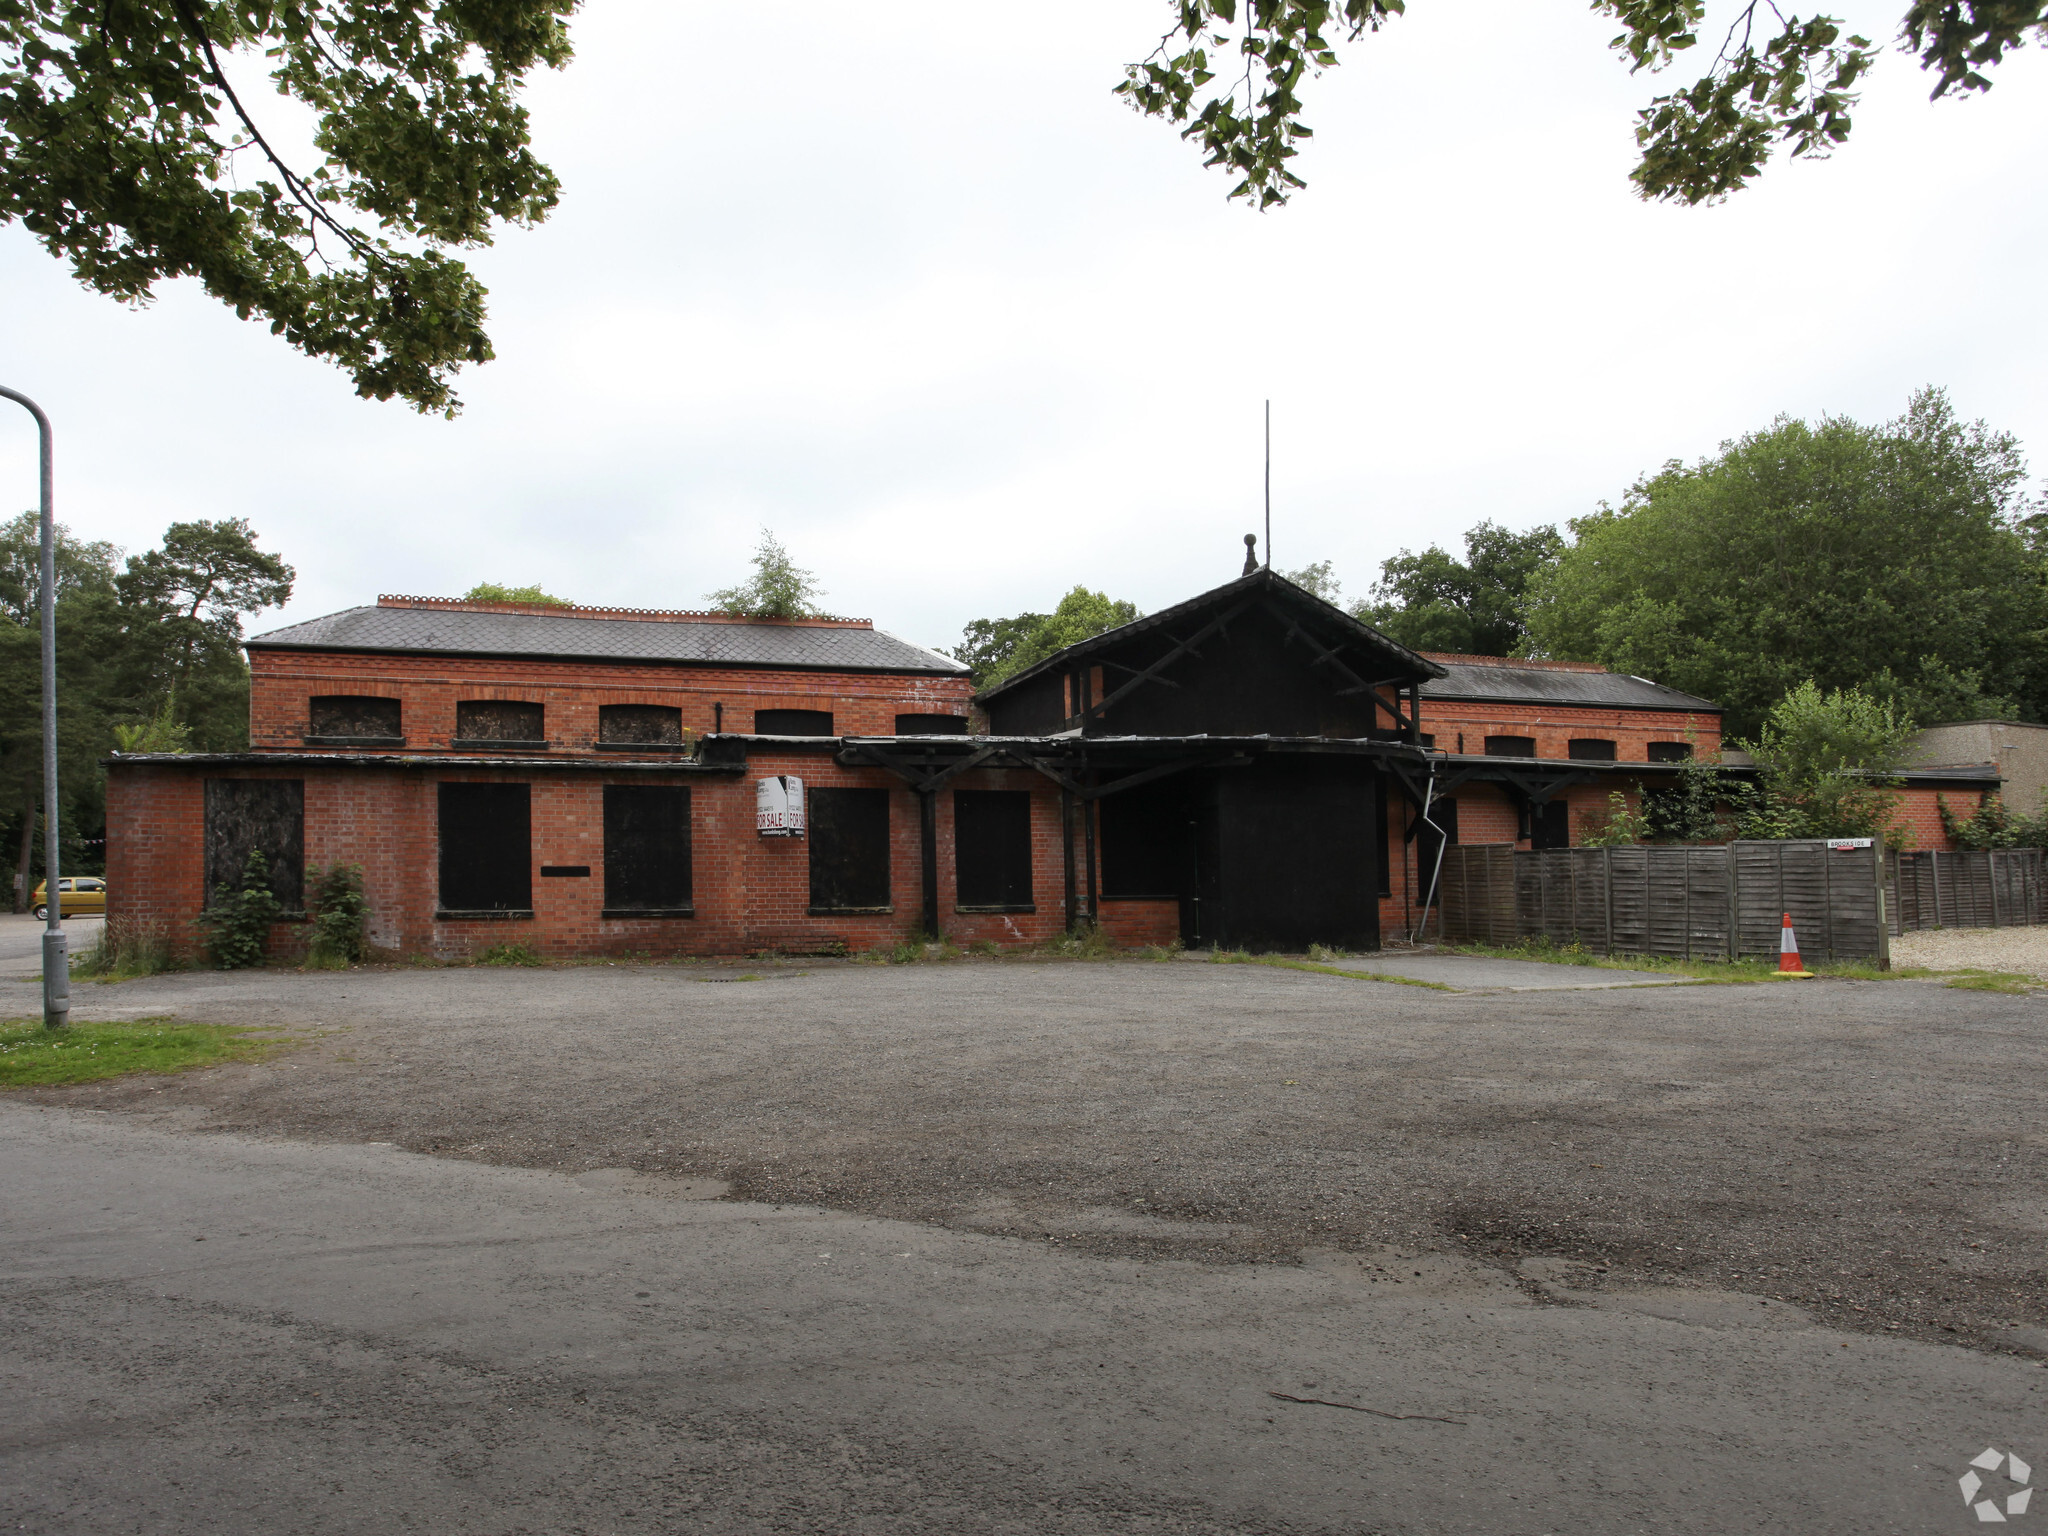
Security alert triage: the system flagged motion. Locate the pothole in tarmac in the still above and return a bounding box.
[1300,1245,1522,1298]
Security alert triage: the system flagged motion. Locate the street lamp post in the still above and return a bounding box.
[1,385,67,1030]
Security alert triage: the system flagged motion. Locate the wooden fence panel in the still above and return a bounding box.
[1438,845,1517,946]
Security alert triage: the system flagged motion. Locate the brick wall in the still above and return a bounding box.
[249,649,974,752]
[1414,698,1723,762]
[107,753,1094,962]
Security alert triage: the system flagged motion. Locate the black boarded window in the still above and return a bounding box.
[755,708,834,736]
[1484,735,1537,758]
[438,783,532,913]
[456,700,544,743]
[1531,800,1571,850]
[1568,738,1617,761]
[603,786,692,913]
[954,790,1033,909]
[808,788,891,911]
[1647,741,1693,763]
[895,714,968,735]
[599,705,683,746]
[204,779,304,911]
[308,696,401,740]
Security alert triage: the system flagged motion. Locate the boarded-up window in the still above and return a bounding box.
[308,696,401,740]
[1531,799,1571,850]
[603,786,692,913]
[895,714,968,735]
[204,780,304,911]
[1568,738,1617,761]
[954,790,1033,909]
[1485,735,1537,758]
[808,788,890,911]
[599,705,683,746]
[455,700,544,743]
[438,783,532,913]
[755,708,834,736]
[1647,741,1693,763]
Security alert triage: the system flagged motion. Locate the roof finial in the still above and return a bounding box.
[1242,533,1259,576]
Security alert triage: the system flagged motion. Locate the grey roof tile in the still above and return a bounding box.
[1421,662,1719,712]
[247,604,968,675]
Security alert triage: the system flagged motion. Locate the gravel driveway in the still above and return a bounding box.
[24,956,2048,1361]
[1892,923,2048,980]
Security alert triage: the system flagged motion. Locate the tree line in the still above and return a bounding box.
[2,516,292,905]
[947,387,2046,841]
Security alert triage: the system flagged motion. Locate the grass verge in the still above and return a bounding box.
[1209,950,1457,991]
[1439,937,1935,984]
[1942,970,2038,994]
[0,1017,293,1088]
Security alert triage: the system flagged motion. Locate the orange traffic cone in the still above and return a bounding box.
[1777,913,1813,977]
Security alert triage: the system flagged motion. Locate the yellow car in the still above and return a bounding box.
[30,876,107,920]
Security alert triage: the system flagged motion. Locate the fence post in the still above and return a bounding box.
[1991,852,2005,929]
[1872,842,1890,969]
[1932,850,1944,928]
[1604,847,1615,955]
[1821,846,1835,962]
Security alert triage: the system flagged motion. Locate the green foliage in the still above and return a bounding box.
[463,583,570,606]
[1282,562,1342,603]
[1577,790,1652,848]
[71,918,178,980]
[2,514,293,891]
[1733,682,1913,843]
[1119,2,2034,209]
[956,587,1144,689]
[1939,792,2048,850]
[0,1016,286,1087]
[475,941,543,966]
[198,850,283,969]
[0,1,575,414]
[1045,923,1116,958]
[708,530,826,620]
[111,698,192,754]
[1524,390,2047,735]
[306,862,372,968]
[1356,520,1561,656]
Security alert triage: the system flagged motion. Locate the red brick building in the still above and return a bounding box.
[103,571,2000,959]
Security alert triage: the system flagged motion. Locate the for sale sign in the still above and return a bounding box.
[756,775,805,837]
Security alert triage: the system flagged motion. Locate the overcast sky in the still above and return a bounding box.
[3,1,2044,654]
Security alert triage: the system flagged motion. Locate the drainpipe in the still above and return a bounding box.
[2,385,66,1028]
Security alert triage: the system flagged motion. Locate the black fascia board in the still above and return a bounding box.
[241,640,965,678]
[972,568,1446,705]
[103,751,744,773]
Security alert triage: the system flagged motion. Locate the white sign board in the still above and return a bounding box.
[1827,838,1874,850]
[757,775,805,837]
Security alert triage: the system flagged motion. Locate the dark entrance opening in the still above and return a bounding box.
[438,782,532,914]
[1191,760,1380,953]
[809,787,891,912]
[953,789,1032,910]
[1415,797,1458,905]
[1530,799,1571,850]
[603,785,692,915]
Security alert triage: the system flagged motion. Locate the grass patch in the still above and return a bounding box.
[1043,925,1116,960]
[0,1017,291,1088]
[474,942,544,967]
[71,919,182,982]
[1944,970,2038,994]
[1209,950,1456,991]
[1439,937,1935,984]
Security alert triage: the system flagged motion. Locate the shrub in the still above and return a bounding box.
[305,862,371,969]
[475,941,544,967]
[1577,790,1652,847]
[198,850,282,969]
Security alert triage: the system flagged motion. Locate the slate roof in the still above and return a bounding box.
[245,604,967,675]
[1421,660,1720,713]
